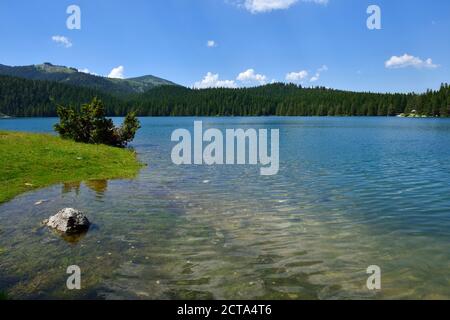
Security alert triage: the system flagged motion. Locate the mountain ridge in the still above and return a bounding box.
[0,62,178,96]
[0,63,448,118]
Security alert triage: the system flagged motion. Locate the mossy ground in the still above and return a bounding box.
[0,131,143,204]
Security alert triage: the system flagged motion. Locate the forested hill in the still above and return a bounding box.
[0,63,177,96]
[0,75,125,116]
[0,74,449,117]
[130,83,450,117]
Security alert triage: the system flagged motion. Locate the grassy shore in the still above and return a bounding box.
[0,131,143,204]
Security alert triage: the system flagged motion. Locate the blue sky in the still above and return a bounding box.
[0,0,449,93]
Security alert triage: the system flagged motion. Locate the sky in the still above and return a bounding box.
[0,0,449,93]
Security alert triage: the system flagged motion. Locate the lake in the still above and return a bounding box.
[1,117,450,299]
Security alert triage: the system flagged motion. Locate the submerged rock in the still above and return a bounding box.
[44,208,90,234]
[34,199,49,206]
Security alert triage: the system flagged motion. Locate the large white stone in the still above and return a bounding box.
[44,208,90,234]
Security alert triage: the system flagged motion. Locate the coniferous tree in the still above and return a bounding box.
[54,98,140,147]
[1,75,449,118]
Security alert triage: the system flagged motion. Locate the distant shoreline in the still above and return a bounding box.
[0,114,444,119]
[0,114,12,119]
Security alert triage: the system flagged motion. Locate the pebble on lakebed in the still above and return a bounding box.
[43,208,91,234]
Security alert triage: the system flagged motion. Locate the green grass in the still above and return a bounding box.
[0,131,143,204]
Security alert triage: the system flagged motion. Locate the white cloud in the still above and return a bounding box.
[108,66,125,79]
[242,0,328,13]
[194,69,268,88]
[78,68,99,76]
[51,35,72,48]
[310,65,328,82]
[194,72,237,89]
[195,66,329,89]
[385,54,438,69]
[286,70,308,82]
[237,68,267,85]
[317,65,328,72]
[207,40,217,48]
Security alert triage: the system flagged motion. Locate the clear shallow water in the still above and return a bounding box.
[1,117,450,299]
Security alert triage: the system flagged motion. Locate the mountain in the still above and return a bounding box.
[127,75,178,88]
[0,63,178,96]
[0,63,449,118]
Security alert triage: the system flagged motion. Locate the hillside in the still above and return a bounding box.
[0,63,177,96]
[0,65,449,117]
[130,83,450,117]
[0,75,127,116]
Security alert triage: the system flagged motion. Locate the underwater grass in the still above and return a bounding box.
[0,130,143,204]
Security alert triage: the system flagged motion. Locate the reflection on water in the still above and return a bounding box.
[48,227,89,245]
[62,180,108,198]
[85,180,108,196]
[62,182,81,195]
[1,117,450,299]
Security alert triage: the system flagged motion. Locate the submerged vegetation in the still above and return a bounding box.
[54,98,140,147]
[1,74,449,117]
[0,131,142,203]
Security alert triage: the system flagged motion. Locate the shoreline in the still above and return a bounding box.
[0,130,143,204]
[0,115,447,119]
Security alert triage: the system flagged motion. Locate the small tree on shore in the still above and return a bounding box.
[54,98,140,147]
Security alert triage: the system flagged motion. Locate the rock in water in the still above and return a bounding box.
[44,208,90,234]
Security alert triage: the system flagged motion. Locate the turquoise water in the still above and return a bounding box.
[1,117,450,299]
